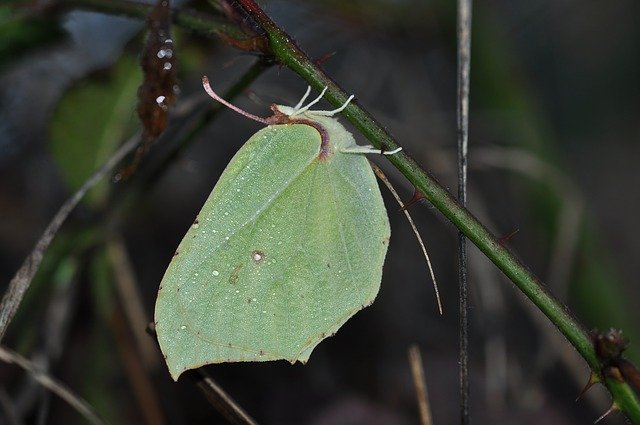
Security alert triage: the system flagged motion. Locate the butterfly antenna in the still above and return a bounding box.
[292,86,312,112]
[202,76,270,125]
[293,86,328,115]
[370,162,443,315]
[311,94,355,117]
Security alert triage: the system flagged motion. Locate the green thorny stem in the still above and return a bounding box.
[53,0,640,421]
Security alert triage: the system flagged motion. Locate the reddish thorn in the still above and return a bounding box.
[400,188,425,211]
[315,51,336,66]
[498,229,519,245]
[576,371,598,401]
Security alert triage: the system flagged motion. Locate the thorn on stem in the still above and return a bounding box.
[400,188,426,211]
[576,371,599,401]
[315,51,336,66]
[498,229,519,245]
[594,401,619,424]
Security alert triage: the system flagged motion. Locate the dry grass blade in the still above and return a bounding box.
[408,345,434,425]
[370,162,443,314]
[0,345,107,425]
[0,135,140,342]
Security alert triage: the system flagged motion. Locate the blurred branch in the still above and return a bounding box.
[58,0,246,39]
[0,345,107,425]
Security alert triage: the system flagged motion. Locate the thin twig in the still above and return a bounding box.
[0,345,108,425]
[0,135,140,342]
[456,0,473,423]
[408,345,434,425]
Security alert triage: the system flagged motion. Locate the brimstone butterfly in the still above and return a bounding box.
[155,77,401,380]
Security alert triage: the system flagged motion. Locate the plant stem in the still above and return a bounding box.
[456,0,473,422]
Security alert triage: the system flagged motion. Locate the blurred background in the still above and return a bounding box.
[0,0,638,423]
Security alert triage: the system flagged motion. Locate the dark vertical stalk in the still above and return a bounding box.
[456,0,473,424]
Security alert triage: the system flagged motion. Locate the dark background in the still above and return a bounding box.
[0,0,638,423]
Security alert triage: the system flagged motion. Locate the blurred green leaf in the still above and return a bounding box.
[49,55,141,206]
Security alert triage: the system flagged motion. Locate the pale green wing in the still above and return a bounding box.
[155,121,390,380]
